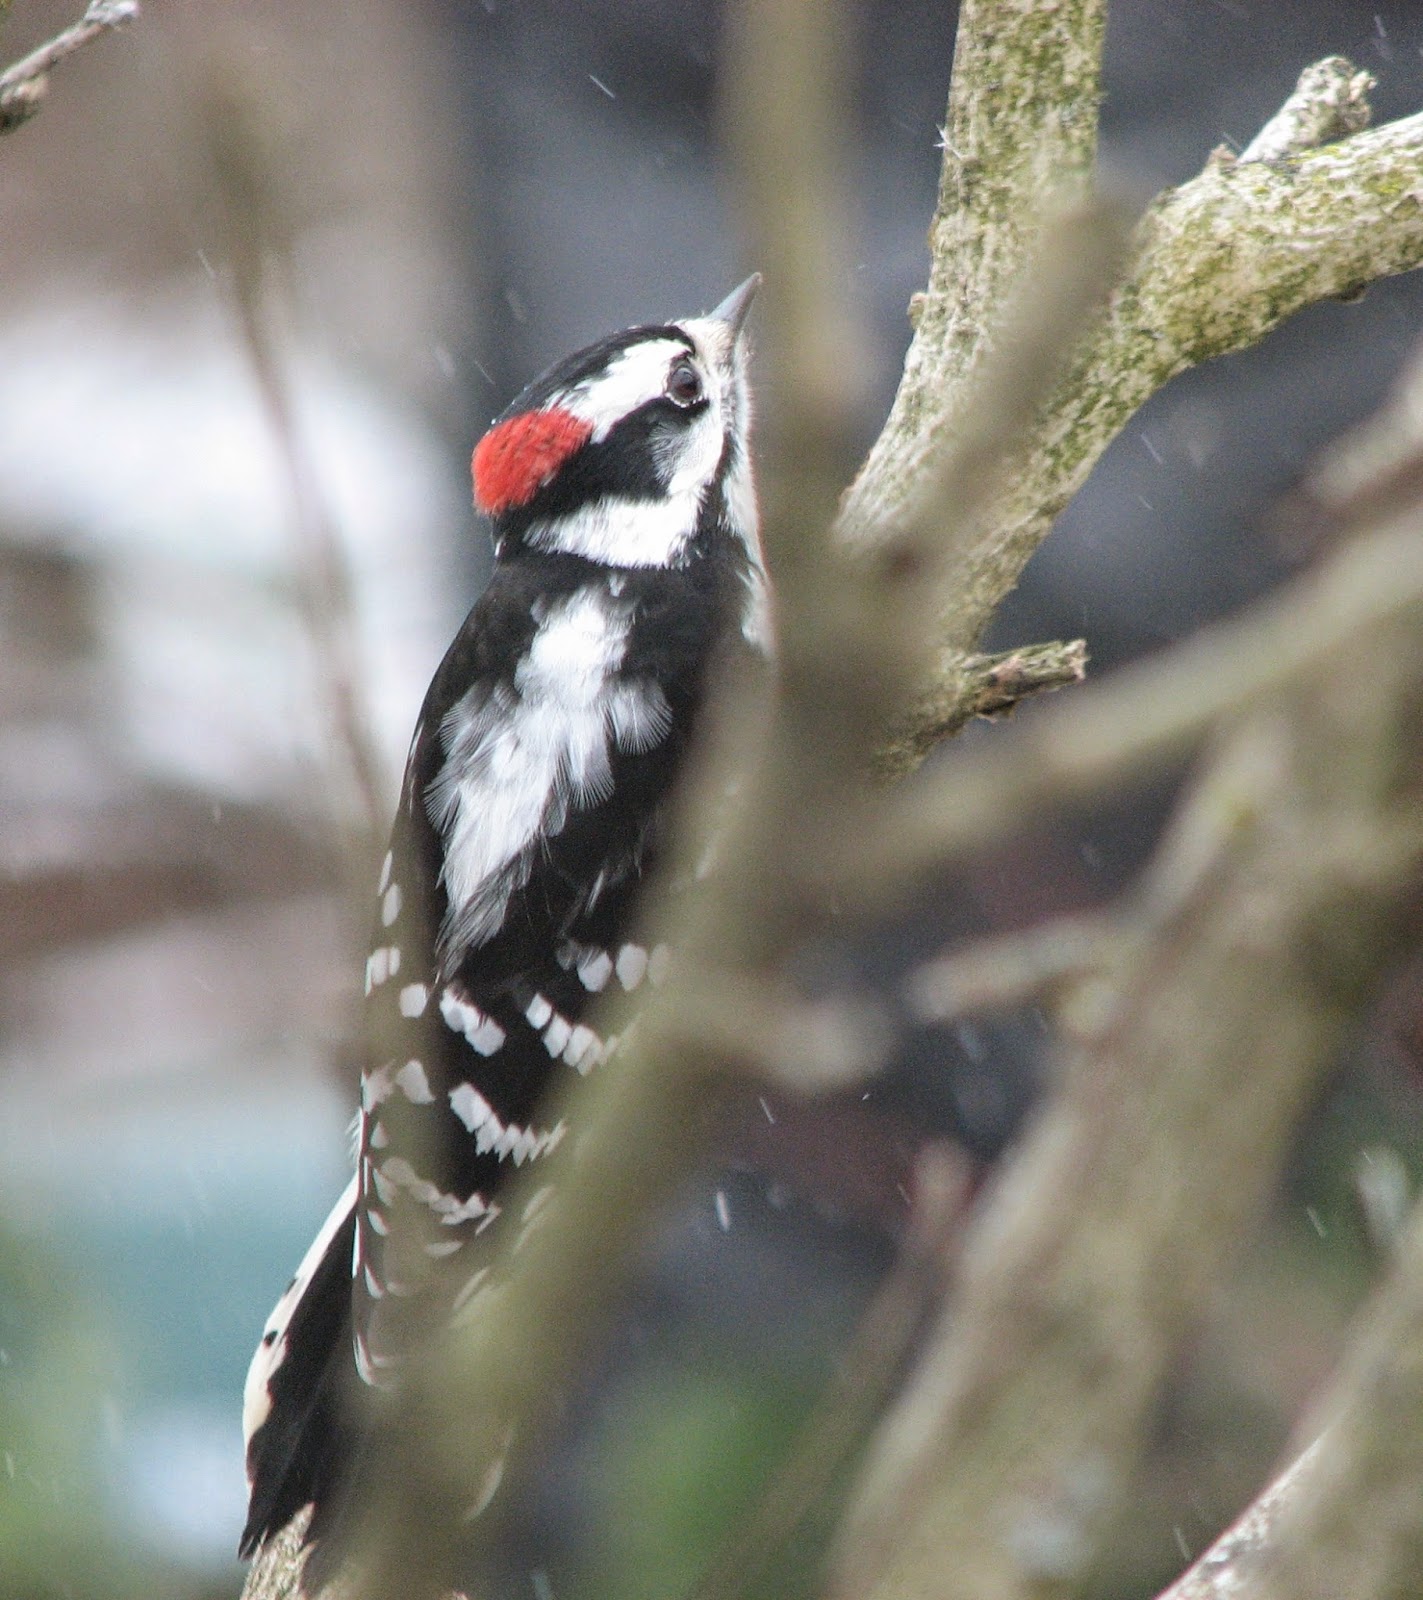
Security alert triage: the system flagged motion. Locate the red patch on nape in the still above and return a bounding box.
[471,406,593,516]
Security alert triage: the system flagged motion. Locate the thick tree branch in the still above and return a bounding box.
[829,301,1423,1600]
[855,42,1423,767]
[838,0,1105,552]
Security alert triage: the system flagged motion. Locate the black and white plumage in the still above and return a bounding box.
[240,278,767,1575]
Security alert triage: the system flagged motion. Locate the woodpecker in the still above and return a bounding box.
[239,277,768,1579]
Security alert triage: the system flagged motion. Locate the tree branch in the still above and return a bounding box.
[1159,1194,1423,1599]
[830,551,1423,1600]
[0,0,137,133]
[856,42,1423,768]
[1238,55,1373,162]
[875,638,1087,781]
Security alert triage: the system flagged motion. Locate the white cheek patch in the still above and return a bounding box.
[561,338,687,440]
[660,405,723,498]
[524,494,701,567]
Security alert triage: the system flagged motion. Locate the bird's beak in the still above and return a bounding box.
[709,274,762,340]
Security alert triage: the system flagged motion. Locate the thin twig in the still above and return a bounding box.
[197,71,389,876]
[875,638,1088,780]
[904,915,1114,1027]
[0,0,137,133]
[851,493,1423,908]
[1237,56,1374,163]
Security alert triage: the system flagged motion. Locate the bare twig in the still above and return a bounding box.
[0,0,137,133]
[1257,1197,1423,1600]
[1153,1442,1324,1600]
[1158,1196,1423,1600]
[197,70,389,875]
[875,638,1088,780]
[905,915,1115,1028]
[1238,56,1374,163]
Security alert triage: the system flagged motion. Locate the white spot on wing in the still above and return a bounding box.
[577,948,613,992]
[563,1023,603,1073]
[542,1013,572,1057]
[447,1082,566,1164]
[525,993,554,1029]
[398,983,429,1018]
[362,1063,394,1111]
[378,850,393,894]
[376,1156,499,1225]
[381,883,402,927]
[366,940,388,992]
[355,1327,396,1385]
[440,987,507,1056]
[616,943,649,991]
[395,1059,434,1103]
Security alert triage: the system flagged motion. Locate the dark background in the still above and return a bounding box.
[2,3,1422,1597]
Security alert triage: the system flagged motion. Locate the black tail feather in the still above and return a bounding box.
[240,1204,358,1562]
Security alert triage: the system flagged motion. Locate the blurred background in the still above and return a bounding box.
[2,2,1423,1597]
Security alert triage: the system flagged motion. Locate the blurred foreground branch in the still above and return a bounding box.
[0,0,137,133]
[831,516,1423,1600]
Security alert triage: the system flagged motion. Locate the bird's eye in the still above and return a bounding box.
[666,359,704,408]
